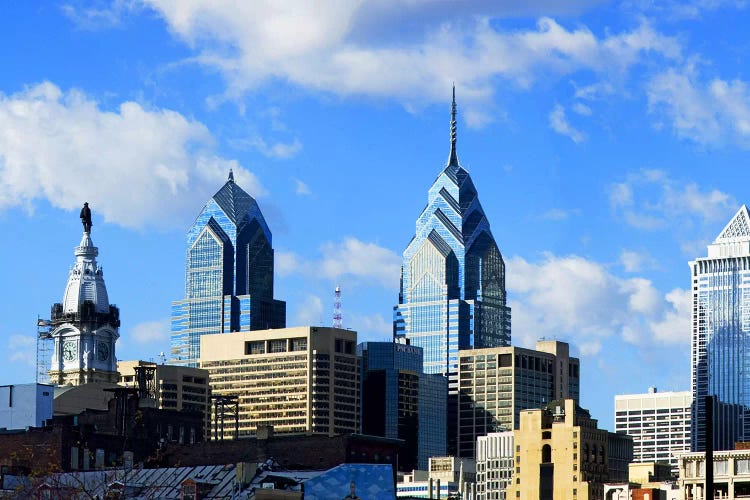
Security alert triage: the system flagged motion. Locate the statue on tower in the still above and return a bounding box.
[80,202,92,233]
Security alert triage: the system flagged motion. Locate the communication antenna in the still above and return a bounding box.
[333,286,343,329]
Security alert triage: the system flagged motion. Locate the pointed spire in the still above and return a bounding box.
[448,84,458,166]
[228,169,234,183]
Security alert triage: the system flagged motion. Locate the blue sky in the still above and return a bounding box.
[2,0,750,430]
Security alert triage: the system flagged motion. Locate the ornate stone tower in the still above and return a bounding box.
[49,204,120,386]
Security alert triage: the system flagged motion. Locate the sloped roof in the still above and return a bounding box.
[212,178,266,228]
[715,205,750,243]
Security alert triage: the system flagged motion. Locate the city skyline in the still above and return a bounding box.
[4,2,750,430]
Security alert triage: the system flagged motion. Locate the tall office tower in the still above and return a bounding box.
[49,206,120,386]
[171,171,286,367]
[393,90,511,379]
[475,431,514,500]
[200,326,360,438]
[456,340,580,459]
[614,387,691,475]
[359,341,447,470]
[394,90,511,454]
[690,205,750,451]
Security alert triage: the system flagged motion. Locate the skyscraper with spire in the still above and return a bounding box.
[171,171,286,367]
[394,88,511,382]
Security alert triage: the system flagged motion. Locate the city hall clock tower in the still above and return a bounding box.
[49,203,120,386]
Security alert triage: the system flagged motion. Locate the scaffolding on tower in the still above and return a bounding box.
[333,286,343,329]
[36,316,53,385]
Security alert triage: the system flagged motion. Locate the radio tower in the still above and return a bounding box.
[333,286,343,329]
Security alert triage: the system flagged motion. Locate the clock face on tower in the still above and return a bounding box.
[97,342,110,361]
[62,341,77,362]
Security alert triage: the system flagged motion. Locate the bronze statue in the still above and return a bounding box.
[80,202,92,233]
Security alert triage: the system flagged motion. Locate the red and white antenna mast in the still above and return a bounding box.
[333,286,343,329]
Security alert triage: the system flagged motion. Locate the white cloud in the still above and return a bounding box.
[572,102,593,116]
[246,136,302,159]
[129,319,170,344]
[294,178,311,196]
[0,82,265,229]
[280,238,401,289]
[539,208,580,220]
[648,65,750,148]
[609,169,736,232]
[626,0,747,21]
[8,334,36,367]
[549,105,587,143]
[649,288,692,344]
[507,253,689,352]
[347,313,393,341]
[620,249,657,272]
[140,2,679,114]
[293,294,324,327]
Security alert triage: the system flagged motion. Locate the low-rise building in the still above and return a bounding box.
[397,456,475,498]
[0,383,54,430]
[678,448,750,499]
[476,431,514,500]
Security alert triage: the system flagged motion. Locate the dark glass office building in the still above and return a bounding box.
[359,341,446,470]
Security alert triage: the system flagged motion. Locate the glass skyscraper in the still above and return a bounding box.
[691,205,750,451]
[393,90,511,383]
[358,341,447,470]
[171,171,286,367]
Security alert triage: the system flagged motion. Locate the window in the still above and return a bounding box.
[245,341,265,355]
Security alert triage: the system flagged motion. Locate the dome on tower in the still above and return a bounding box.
[61,231,110,314]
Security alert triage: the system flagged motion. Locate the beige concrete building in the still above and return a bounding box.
[199,326,360,438]
[506,399,631,500]
[457,340,580,458]
[678,448,750,499]
[118,360,211,434]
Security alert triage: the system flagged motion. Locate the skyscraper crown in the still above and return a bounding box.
[715,205,750,243]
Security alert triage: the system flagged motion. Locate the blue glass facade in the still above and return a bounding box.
[691,205,750,451]
[171,173,286,367]
[394,94,511,382]
[358,342,446,470]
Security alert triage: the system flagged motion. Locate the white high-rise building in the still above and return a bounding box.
[614,388,691,474]
[476,431,514,500]
[690,205,750,452]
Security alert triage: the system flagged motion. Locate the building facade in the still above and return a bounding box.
[690,205,750,451]
[678,448,750,499]
[397,456,476,499]
[118,360,211,436]
[199,326,360,438]
[0,383,54,429]
[614,387,691,474]
[456,340,580,458]
[506,399,632,500]
[49,208,120,386]
[476,431,514,500]
[171,171,286,367]
[393,91,511,384]
[359,341,447,470]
